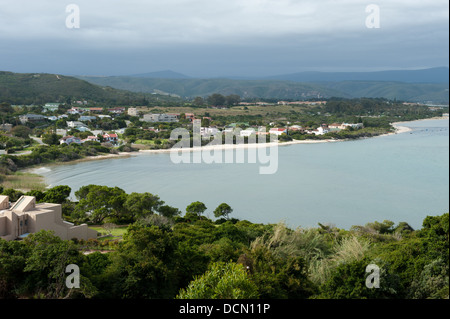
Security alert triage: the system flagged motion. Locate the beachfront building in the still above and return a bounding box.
[269,128,287,136]
[288,125,303,132]
[240,128,256,137]
[200,127,220,138]
[0,195,97,241]
[328,123,342,130]
[313,126,330,135]
[103,133,119,144]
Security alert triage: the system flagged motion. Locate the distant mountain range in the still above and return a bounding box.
[129,70,191,79]
[124,67,449,83]
[75,67,449,104]
[1,68,448,105]
[266,67,449,83]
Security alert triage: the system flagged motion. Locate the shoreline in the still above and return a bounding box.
[389,115,449,136]
[24,116,448,176]
[23,152,136,175]
[137,138,340,155]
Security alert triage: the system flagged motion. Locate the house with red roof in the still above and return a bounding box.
[103,133,119,144]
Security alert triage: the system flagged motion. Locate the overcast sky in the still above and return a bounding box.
[0,0,448,77]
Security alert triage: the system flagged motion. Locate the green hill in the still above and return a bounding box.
[0,71,180,106]
[76,76,349,100]
[77,75,449,104]
[2,71,447,105]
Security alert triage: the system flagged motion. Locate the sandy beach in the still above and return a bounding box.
[137,138,339,155]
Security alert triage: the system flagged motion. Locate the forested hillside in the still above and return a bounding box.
[0,71,181,106]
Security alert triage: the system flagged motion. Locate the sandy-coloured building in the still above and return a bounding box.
[0,195,97,241]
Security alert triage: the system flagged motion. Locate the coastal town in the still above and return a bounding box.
[5,99,441,154]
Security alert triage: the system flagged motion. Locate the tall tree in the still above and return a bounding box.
[124,192,164,220]
[214,203,233,220]
[186,201,207,217]
[43,185,72,204]
[207,94,226,107]
[75,185,127,224]
[225,94,241,106]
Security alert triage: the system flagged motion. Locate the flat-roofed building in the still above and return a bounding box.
[143,113,179,123]
[128,108,139,117]
[0,195,97,241]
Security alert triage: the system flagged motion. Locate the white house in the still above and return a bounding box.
[269,128,287,136]
[289,125,303,132]
[67,107,86,115]
[56,129,67,137]
[91,130,104,137]
[43,103,60,112]
[201,127,220,138]
[67,121,87,129]
[313,126,330,135]
[60,136,82,145]
[103,133,119,144]
[19,114,46,124]
[79,116,97,122]
[240,128,256,137]
[82,136,100,143]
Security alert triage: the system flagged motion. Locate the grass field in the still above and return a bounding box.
[1,172,46,192]
[89,225,129,239]
[140,104,310,118]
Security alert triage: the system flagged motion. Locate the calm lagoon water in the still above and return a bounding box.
[39,119,449,230]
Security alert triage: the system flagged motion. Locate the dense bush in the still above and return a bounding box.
[0,187,447,300]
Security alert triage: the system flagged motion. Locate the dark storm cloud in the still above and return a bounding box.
[0,0,448,76]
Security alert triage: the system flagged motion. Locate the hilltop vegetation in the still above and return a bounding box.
[0,71,181,106]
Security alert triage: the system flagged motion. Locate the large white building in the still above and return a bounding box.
[143,114,179,123]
